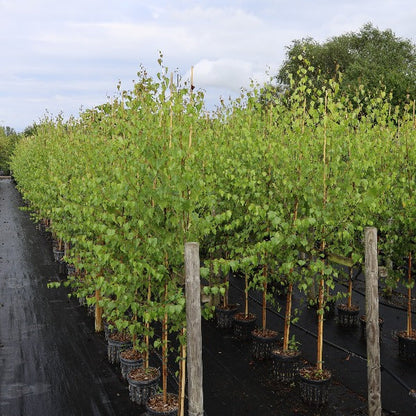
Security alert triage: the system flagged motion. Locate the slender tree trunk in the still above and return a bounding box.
[316,275,325,371]
[94,289,103,332]
[407,252,413,335]
[262,265,267,332]
[178,328,186,416]
[283,282,293,352]
[144,323,149,370]
[223,273,228,308]
[316,91,328,372]
[348,267,353,308]
[144,273,152,370]
[162,282,168,403]
[244,273,249,317]
[132,314,137,346]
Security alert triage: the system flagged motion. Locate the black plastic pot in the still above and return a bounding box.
[215,304,238,329]
[119,351,143,380]
[107,334,132,364]
[66,263,76,276]
[127,367,160,406]
[233,313,256,341]
[251,329,279,360]
[271,349,301,383]
[146,393,178,416]
[397,330,416,362]
[337,304,360,328]
[103,320,117,341]
[359,315,384,342]
[298,367,331,407]
[52,247,64,263]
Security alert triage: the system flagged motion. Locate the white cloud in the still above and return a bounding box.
[191,58,270,92]
[1,0,416,130]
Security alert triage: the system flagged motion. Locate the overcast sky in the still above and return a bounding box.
[1,0,415,131]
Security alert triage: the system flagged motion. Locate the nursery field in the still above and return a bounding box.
[5,61,416,415]
[1,178,414,416]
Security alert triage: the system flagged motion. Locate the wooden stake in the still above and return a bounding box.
[365,227,382,416]
[185,242,204,416]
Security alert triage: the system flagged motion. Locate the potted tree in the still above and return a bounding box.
[231,258,257,341]
[251,261,279,360]
[336,263,360,329]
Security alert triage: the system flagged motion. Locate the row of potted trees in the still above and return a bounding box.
[10,58,416,411]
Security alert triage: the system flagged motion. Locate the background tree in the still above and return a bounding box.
[0,126,19,174]
[277,23,416,108]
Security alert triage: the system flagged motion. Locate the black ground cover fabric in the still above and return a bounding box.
[1,179,415,415]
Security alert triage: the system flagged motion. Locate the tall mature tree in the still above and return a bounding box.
[277,23,416,108]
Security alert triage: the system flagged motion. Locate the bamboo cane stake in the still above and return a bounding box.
[317,91,328,371]
[189,66,194,149]
[169,72,173,149]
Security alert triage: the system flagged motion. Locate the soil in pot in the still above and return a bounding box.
[397,330,416,362]
[359,315,384,342]
[298,366,331,407]
[271,348,301,383]
[215,304,238,329]
[127,367,160,406]
[146,393,178,416]
[337,304,360,328]
[233,312,256,341]
[107,332,132,364]
[119,348,143,380]
[251,328,279,360]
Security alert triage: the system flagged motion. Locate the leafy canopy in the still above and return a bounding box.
[277,23,416,108]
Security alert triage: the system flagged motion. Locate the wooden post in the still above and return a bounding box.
[185,242,204,416]
[364,227,382,416]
